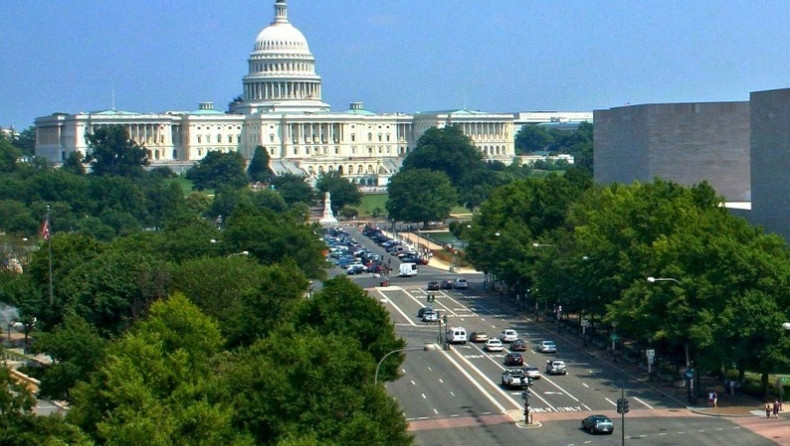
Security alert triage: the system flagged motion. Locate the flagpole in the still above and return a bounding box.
[46,205,53,305]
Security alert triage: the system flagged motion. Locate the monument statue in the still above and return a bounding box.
[319,191,338,226]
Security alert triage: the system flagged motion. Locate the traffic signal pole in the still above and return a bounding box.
[620,387,625,446]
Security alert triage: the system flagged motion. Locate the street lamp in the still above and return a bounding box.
[375,344,437,385]
[647,276,681,285]
[783,322,790,331]
[228,251,250,259]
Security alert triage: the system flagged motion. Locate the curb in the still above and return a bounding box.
[688,407,762,418]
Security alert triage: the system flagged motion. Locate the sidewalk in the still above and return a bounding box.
[383,230,481,275]
[490,291,770,418]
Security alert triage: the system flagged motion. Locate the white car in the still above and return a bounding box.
[538,340,557,353]
[524,365,542,380]
[454,278,468,290]
[499,329,519,343]
[485,339,504,352]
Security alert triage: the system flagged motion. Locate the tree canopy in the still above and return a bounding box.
[315,170,362,213]
[185,151,248,191]
[386,169,457,227]
[83,125,150,177]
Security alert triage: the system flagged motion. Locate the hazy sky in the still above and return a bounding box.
[3,0,790,129]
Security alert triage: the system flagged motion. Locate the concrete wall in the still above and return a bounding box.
[594,102,750,201]
[750,88,790,240]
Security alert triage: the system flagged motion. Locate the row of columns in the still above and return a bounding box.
[245,81,321,101]
[457,122,508,138]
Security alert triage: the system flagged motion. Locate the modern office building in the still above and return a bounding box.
[593,102,751,202]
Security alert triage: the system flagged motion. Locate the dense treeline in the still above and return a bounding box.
[0,128,411,445]
[463,174,790,396]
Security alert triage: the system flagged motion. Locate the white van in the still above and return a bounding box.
[399,262,417,277]
[446,327,468,344]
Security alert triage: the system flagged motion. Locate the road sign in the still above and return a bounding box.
[581,319,591,328]
[782,377,788,384]
[610,334,619,343]
[684,369,694,380]
[646,349,655,364]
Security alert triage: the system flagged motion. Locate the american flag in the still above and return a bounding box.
[41,215,50,240]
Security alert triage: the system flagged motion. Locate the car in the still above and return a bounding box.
[511,339,528,351]
[546,360,567,375]
[427,281,441,291]
[501,368,531,389]
[469,331,489,342]
[504,352,524,366]
[346,264,366,275]
[485,339,504,352]
[440,279,455,290]
[524,365,541,380]
[417,307,432,318]
[581,415,614,435]
[538,340,557,353]
[422,310,440,323]
[499,329,519,343]
[454,278,468,290]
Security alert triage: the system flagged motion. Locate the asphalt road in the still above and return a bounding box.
[332,225,781,445]
[373,283,781,446]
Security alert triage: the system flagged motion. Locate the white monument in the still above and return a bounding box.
[319,192,338,226]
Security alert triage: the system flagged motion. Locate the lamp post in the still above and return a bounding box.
[375,344,437,385]
[228,251,250,259]
[647,275,695,404]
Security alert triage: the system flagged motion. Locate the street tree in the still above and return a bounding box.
[185,150,248,191]
[315,170,362,212]
[515,124,554,154]
[84,125,149,177]
[386,169,456,227]
[68,293,255,446]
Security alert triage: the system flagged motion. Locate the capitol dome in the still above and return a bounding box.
[234,0,329,114]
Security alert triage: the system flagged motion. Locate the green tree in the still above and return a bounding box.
[84,125,150,177]
[270,173,315,207]
[62,151,86,175]
[386,169,456,227]
[68,293,254,446]
[185,150,248,191]
[315,170,362,212]
[33,315,107,402]
[0,137,23,173]
[514,124,554,154]
[247,145,272,183]
[402,125,486,188]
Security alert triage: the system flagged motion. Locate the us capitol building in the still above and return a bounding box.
[34,0,583,185]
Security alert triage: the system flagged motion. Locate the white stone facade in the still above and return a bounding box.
[34,0,519,184]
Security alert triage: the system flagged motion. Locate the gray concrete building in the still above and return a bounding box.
[750,88,790,240]
[594,102,751,202]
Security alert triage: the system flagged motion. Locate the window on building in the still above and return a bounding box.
[351,133,356,142]
[293,147,298,155]
[368,132,372,141]
[378,134,382,142]
[270,133,275,142]
[197,135,202,144]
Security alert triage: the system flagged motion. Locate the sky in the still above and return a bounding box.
[4,0,790,129]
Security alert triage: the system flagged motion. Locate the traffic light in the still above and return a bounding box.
[616,398,623,414]
[622,398,630,413]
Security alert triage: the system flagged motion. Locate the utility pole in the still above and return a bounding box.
[616,386,629,445]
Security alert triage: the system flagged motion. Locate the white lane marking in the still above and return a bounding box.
[438,378,444,383]
[633,396,653,409]
[433,408,439,415]
[582,383,589,388]
[438,347,509,414]
[605,397,617,407]
[448,344,557,411]
[410,380,415,385]
[422,394,427,399]
[376,288,416,326]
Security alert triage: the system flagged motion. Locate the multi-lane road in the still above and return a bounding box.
[337,225,781,446]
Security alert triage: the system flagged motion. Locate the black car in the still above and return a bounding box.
[504,352,524,366]
[440,279,455,290]
[427,281,441,291]
[581,415,614,435]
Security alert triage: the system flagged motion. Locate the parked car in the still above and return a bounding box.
[469,331,489,342]
[581,415,614,435]
[504,352,524,366]
[499,329,519,343]
[511,339,528,351]
[346,264,366,275]
[454,278,468,289]
[485,339,504,352]
[524,365,541,380]
[427,281,441,291]
[546,360,567,375]
[538,340,557,354]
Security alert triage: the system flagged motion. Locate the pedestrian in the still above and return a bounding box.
[712,391,718,408]
[766,402,773,418]
[708,391,715,407]
[774,400,780,418]
[729,380,736,396]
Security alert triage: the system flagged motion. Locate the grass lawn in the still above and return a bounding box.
[352,194,388,217]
